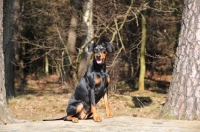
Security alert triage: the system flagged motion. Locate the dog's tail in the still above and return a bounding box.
[43,116,67,121]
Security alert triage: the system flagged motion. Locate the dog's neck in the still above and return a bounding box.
[93,60,106,73]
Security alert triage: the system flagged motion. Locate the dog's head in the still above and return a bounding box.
[88,42,113,65]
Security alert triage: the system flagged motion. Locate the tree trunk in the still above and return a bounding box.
[138,11,146,91]
[64,0,81,85]
[160,0,200,120]
[77,0,94,80]
[0,0,15,124]
[3,0,21,97]
[45,54,49,76]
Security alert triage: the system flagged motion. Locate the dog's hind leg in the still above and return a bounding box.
[65,103,85,123]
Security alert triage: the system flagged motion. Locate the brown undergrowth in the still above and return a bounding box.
[8,74,169,122]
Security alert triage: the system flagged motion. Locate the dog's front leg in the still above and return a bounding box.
[103,92,113,118]
[89,89,102,122]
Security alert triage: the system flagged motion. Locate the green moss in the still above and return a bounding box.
[159,108,178,120]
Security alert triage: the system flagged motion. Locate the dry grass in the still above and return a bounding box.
[8,75,168,122]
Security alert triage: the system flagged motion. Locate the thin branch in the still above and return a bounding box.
[55,24,74,69]
[108,0,134,67]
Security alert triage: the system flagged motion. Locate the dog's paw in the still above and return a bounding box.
[72,117,79,123]
[93,114,102,122]
[106,112,113,118]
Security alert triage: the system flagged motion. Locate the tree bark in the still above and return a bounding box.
[0,0,15,124]
[64,0,81,84]
[45,54,49,76]
[161,0,200,120]
[3,0,21,97]
[77,0,94,80]
[139,11,147,91]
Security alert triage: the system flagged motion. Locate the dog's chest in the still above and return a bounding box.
[94,72,107,93]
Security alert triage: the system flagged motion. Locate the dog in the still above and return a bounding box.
[43,42,113,123]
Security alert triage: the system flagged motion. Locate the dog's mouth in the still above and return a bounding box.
[96,59,104,64]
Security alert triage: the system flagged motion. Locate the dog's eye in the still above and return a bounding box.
[103,51,107,54]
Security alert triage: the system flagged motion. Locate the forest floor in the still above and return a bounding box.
[8,74,171,122]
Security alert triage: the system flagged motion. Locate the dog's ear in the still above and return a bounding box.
[88,43,94,52]
[105,42,114,52]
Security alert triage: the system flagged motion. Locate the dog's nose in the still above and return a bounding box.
[96,53,101,58]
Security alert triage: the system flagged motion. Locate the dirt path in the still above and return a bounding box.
[1,116,200,132]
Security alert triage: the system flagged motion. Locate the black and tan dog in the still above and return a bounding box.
[43,42,113,123]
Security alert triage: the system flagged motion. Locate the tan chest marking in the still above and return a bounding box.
[95,78,102,84]
[107,77,110,83]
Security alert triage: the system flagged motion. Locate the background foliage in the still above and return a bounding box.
[13,0,183,91]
